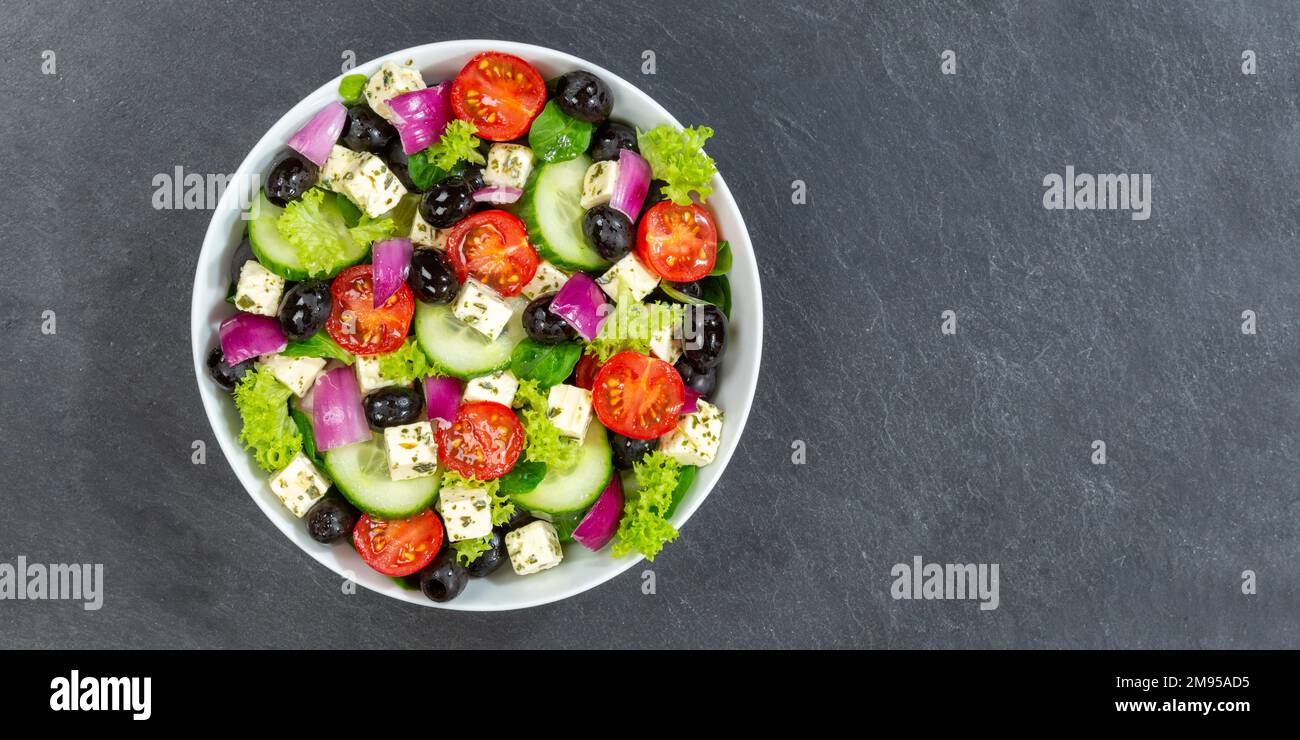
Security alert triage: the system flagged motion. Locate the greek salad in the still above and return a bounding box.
[207,50,734,603]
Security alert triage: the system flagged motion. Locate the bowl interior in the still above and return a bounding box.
[190,40,762,610]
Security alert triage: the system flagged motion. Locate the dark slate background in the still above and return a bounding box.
[0,0,1296,648]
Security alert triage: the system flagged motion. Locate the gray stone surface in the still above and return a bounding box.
[1,0,1297,648]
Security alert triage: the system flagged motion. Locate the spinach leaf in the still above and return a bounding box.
[528,101,594,163]
[499,460,548,495]
[510,338,583,387]
[338,74,367,104]
[708,240,732,276]
[282,331,355,365]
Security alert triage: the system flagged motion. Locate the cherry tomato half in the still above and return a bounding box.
[325,265,414,356]
[445,210,539,297]
[591,351,685,440]
[437,401,525,480]
[450,51,547,141]
[353,510,444,577]
[636,201,719,283]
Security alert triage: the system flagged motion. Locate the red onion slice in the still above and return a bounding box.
[680,388,701,415]
[371,238,413,307]
[287,102,348,167]
[219,313,287,365]
[471,185,523,204]
[423,376,462,423]
[572,475,624,551]
[609,148,651,219]
[549,273,610,342]
[388,83,452,156]
[311,366,371,451]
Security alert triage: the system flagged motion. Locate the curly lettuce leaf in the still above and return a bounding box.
[442,470,516,565]
[233,365,303,472]
[376,339,435,385]
[585,290,680,363]
[425,119,486,171]
[277,188,392,274]
[612,451,681,560]
[512,380,580,472]
[282,331,354,365]
[637,124,717,205]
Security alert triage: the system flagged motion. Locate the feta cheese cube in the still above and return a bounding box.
[521,261,569,301]
[341,152,407,218]
[596,253,660,302]
[437,484,493,542]
[546,383,593,439]
[452,278,515,341]
[648,315,682,365]
[659,400,724,466]
[234,260,286,317]
[483,143,535,190]
[463,369,518,406]
[354,355,399,395]
[319,145,364,192]
[579,160,619,209]
[383,421,439,481]
[259,354,327,397]
[411,209,448,249]
[269,452,330,518]
[364,60,426,121]
[505,520,564,575]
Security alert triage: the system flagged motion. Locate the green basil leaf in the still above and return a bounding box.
[528,101,594,163]
[282,331,355,365]
[338,74,367,104]
[510,339,583,387]
[666,464,697,517]
[708,240,732,276]
[499,460,548,495]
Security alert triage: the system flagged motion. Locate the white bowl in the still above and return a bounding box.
[190,40,762,610]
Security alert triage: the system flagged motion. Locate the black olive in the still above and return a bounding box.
[466,530,508,578]
[276,280,331,341]
[206,346,252,391]
[554,70,613,123]
[229,237,255,290]
[408,249,459,304]
[383,137,417,191]
[522,292,578,344]
[363,387,425,428]
[610,434,659,470]
[419,176,475,227]
[459,163,486,192]
[589,121,639,162]
[651,280,703,304]
[682,305,727,370]
[264,149,319,207]
[675,358,717,399]
[641,179,669,217]
[582,205,633,261]
[306,495,359,544]
[418,550,468,603]
[340,105,396,153]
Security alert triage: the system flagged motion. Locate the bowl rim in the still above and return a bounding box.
[190,39,763,611]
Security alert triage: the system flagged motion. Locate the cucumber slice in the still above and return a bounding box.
[517,155,611,272]
[509,424,612,517]
[248,190,368,280]
[322,435,440,519]
[413,300,526,379]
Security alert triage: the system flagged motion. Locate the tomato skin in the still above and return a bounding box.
[573,353,604,390]
[353,510,444,577]
[591,351,685,440]
[636,201,719,283]
[437,401,525,480]
[450,51,547,141]
[444,210,539,297]
[325,265,414,356]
